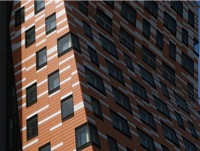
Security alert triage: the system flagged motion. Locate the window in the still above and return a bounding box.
[27,115,38,140]
[45,13,56,34]
[139,66,156,87]
[141,46,156,69]
[96,8,112,34]
[153,96,170,118]
[160,82,169,98]
[188,122,198,138]
[100,35,118,59]
[144,1,158,18]
[91,97,103,119]
[171,1,183,17]
[106,60,124,84]
[25,26,35,47]
[187,83,194,100]
[112,87,131,112]
[183,137,197,151]
[161,145,169,151]
[79,1,88,15]
[15,7,24,27]
[162,123,179,146]
[61,95,74,121]
[34,0,45,14]
[26,83,37,107]
[188,10,194,27]
[164,12,176,35]
[36,47,47,70]
[169,41,176,60]
[131,79,148,102]
[107,135,118,151]
[88,46,99,66]
[120,28,135,53]
[124,53,134,71]
[57,33,81,57]
[156,30,163,49]
[75,123,100,150]
[174,111,184,129]
[39,142,51,151]
[121,2,136,26]
[104,1,114,8]
[83,21,93,39]
[174,93,189,114]
[182,28,188,46]
[85,67,105,94]
[162,63,175,85]
[143,19,150,38]
[48,70,60,94]
[137,129,155,151]
[138,105,156,130]
[181,53,194,75]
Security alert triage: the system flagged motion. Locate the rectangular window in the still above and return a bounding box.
[48,70,60,94]
[174,93,189,114]
[120,28,135,53]
[111,111,131,137]
[160,82,169,98]
[39,142,51,151]
[26,83,37,107]
[156,30,163,49]
[164,12,176,35]
[131,79,148,102]
[85,67,105,94]
[106,60,124,84]
[143,19,150,38]
[91,97,103,119]
[61,95,74,121]
[96,8,112,34]
[124,53,134,71]
[162,123,179,146]
[188,10,194,27]
[121,2,136,26]
[141,46,156,69]
[34,0,45,14]
[15,7,24,27]
[36,47,47,70]
[112,87,131,112]
[100,35,118,59]
[139,66,155,87]
[169,41,176,60]
[137,129,155,151]
[187,83,194,100]
[153,96,170,118]
[183,137,197,151]
[144,1,158,18]
[174,111,185,129]
[181,53,194,75]
[25,26,35,47]
[162,63,175,85]
[27,115,38,140]
[107,135,119,151]
[45,13,56,34]
[171,1,183,17]
[79,1,88,15]
[88,46,99,66]
[182,28,188,46]
[188,122,198,138]
[83,21,93,39]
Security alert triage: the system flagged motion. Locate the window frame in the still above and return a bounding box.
[162,63,175,85]
[88,46,99,66]
[83,21,93,39]
[182,28,188,46]
[26,83,37,107]
[79,1,88,15]
[188,10,194,28]
[164,12,176,35]
[160,82,170,98]
[143,19,150,38]
[121,2,136,26]
[34,0,45,14]
[171,1,183,17]
[25,26,35,47]
[124,53,134,71]
[45,13,56,35]
[174,111,185,129]
[144,1,158,18]
[36,47,47,70]
[174,93,190,114]
[15,7,25,27]
[107,135,119,151]
[156,30,163,49]
[48,70,60,95]
[27,115,38,140]
[169,41,176,60]
[188,121,198,139]
[61,95,74,121]
[141,46,156,69]
[91,96,103,120]
[181,52,194,75]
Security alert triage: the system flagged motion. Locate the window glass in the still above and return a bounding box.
[182,53,194,75]
[187,83,194,100]
[83,21,93,39]
[183,137,197,151]
[174,111,184,129]
[26,83,37,107]
[46,13,56,34]
[79,1,88,15]
[144,1,158,18]
[156,30,163,49]
[174,93,189,113]
[88,46,99,66]
[15,7,24,27]
[141,46,156,69]
[61,95,74,121]
[188,10,194,27]
[91,97,103,119]
[124,53,134,71]
[39,142,51,151]
[164,12,176,35]
[27,115,38,140]
[182,28,188,46]
[107,136,119,151]
[143,19,150,38]
[171,1,183,16]
[121,2,136,26]
[161,145,169,151]
[48,70,60,94]
[34,0,45,14]
[188,122,198,138]
[169,41,176,60]
[139,66,156,87]
[25,26,35,47]
[36,47,47,69]
[132,79,148,102]
[160,82,169,98]
[162,63,175,84]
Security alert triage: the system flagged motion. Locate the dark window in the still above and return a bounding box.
[139,66,156,87]
[144,1,158,18]
[91,97,103,119]
[104,1,114,8]
[162,123,179,146]
[121,2,136,26]
[106,60,124,84]
[183,137,197,151]
[188,10,194,27]
[141,46,156,69]
[107,135,118,151]
[100,35,118,59]
[26,83,37,107]
[61,95,74,121]
[36,47,47,70]
[57,33,81,57]
[188,122,198,138]
[138,105,156,130]
[187,83,194,100]
[75,123,100,150]
[27,115,38,140]
[164,12,176,35]
[85,67,105,94]
[182,28,188,46]
[162,63,175,85]
[88,46,99,66]
[181,53,194,75]
[83,21,93,39]
[79,1,88,15]
[143,19,150,38]
[161,145,169,151]
[25,26,35,47]
[171,1,183,17]
[45,13,56,34]
[174,93,189,114]
[174,111,184,129]
[169,41,176,60]
[124,53,134,71]
[160,82,169,98]
[153,96,170,118]
[39,142,51,151]
[15,7,24,27]
[112,87,131,112]
[34,0,45,14]
[156,30,163,49]
[126,147,133,151]
[96,8,112,34]
[131,79,148,102]
[137,129,155,151]
[120,28,135,53]
[48,70,60,94]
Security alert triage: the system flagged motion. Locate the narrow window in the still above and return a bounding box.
[26,83,37,107]
[188,122,198,139]
[15,7,24,27]
[132,79,148,102]
[174,111,185,129]
[143,19,150,38]
[124,53,134,71]
[181,53,194,75]
[48,70,60,94]
[174,93,189,114]
[25,26,35,47]
[160,82,169,98]
[121,2,136,26]
[36,47,47,70]
[27,115,38,140]
[188,10,194,27]
[45,13,56,34]
[34,0,45,14]
[156,30,163,49]
[169,41,176,60]
[141,46,156,69]
[187,83,194,100]
[164,12,176,35]
[83,21,93,39]
[79,1,88,15]
[39,142,51,151]
[88,46,99,66]
[61,95,74,121]
[91,97,103,119]
[182,28,188,46]
[107,135,119,151]
[162,63,175,85]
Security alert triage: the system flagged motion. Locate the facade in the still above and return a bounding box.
[8,1,200,151]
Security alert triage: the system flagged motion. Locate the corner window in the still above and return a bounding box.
[188,122,198,139]
[124,53,134,71]
[141,46,156,69]
[61,95,74,121]
[183,137,197,151]
[79,1,88,15]
[26,83,37,107]
[107,135,119,151]
[34,0,45,14]
[156,30,163,49]
[144,1,158,18]
[45,13,56,34]
[27,115,38,140]
[15,7,24,27]
[48,70,60,94]
[91,97,103,119]
[162,63,175,85]
[160,82,169,98]
[121,2,136,26]
[83,21,93,39]
[36,47,47,70]
[188,10,194,27]
[164,12,176,35]
[171,1,183,17]
[174,111,185,129]
[39,142,51,151]
[25,26,35,47]
[181,53,194,75]
[182,28,188,46]
[143,19,150,38]
[88,46,99,66]
[174,93,189,114]
[169,41,176,60]
[187,83,194,100]
[139,66,156,87]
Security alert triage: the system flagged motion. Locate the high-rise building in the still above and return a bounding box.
[6,1,200,151]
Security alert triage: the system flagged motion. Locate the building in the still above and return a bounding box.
[7,1,200,151]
